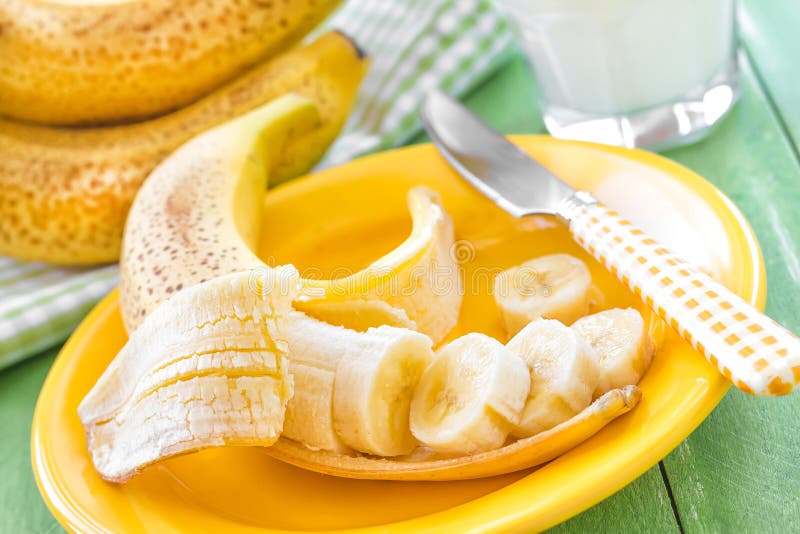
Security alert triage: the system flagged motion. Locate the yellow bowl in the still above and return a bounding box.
[32,136,765,533]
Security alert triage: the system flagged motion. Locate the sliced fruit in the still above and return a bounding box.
[297,187,463,344]
[78,266,300,482]
[267,386,642,481]
[572,308,654,395]
[506,319,599,438]
[410,333,530,455]
[282,311,434,456]
[494,253,592,337]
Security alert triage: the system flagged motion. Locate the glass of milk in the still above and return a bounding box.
[500,0,738,150]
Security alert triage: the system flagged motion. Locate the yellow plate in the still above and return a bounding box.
[32,136,766,533]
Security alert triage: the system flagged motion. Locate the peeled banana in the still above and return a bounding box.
[410,333,530,455]
[494,253,592,337]
[506,319,599,437]
[0,0,342,125]
[572,308,654,395]
[0,31,367,265]
[283,312,434,456]
[78,266,300,482]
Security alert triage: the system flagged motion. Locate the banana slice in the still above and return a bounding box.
[283,312,434,457]
[494,253,592,337]
[506,319,599,438]
[410,333,530,455]
[572,308,654,395]
[78,266,299,482]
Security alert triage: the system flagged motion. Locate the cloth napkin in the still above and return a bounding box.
[0,0,516,370]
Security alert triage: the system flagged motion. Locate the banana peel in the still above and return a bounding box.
[297,187,463,344]
[265,386,641,481]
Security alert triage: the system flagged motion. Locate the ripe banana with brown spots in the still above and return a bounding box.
[0,0,342,125]
[0,31,367,265]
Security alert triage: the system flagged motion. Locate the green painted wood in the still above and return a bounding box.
[739,0,800,152]
[550,467,680,534]
[0,351,62,534]
[658,52,800,534]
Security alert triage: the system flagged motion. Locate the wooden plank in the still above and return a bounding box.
[739,0,800,150]
[550,466,681,534]
[659,52,800,533]
[0,350,62,534]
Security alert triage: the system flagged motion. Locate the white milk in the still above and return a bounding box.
[501,0,735,115]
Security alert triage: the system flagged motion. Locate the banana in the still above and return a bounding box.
[572,308,654,395]
[505,319,600,438]
[78,266,300,482]
[0,31,367,265]
[409,333,530,455]
[282,312,434,456]
[494,253,592,337]
[297,187,463,344]
[0,0,342,125]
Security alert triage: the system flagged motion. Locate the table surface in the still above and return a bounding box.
[3,1,799,532]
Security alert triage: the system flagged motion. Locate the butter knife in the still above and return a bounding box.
[421,89,798,396]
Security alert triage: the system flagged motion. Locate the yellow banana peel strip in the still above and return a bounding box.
[265,386,641,481]
[297,186,463,344]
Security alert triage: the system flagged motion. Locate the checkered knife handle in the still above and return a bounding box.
[559,196,799,396]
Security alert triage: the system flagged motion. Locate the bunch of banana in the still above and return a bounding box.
[78,266,300,482]
[0,0,341,125]
[494,253,593,337]
[0,31,367,265]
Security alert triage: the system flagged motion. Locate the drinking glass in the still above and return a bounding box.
[500,0,738,150]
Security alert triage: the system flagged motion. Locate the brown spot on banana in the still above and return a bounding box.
[0,32,367,265]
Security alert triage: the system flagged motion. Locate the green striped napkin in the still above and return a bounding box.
[0,0,516,371]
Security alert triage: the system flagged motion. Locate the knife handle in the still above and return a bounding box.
[558,194,799,396]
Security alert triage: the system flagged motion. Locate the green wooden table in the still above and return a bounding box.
[2,1,799,531]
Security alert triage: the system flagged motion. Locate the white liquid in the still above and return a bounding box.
[501,0,735,115]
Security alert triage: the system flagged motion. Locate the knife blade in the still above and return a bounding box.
[420,89,576,217]
[421,89,800,397]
